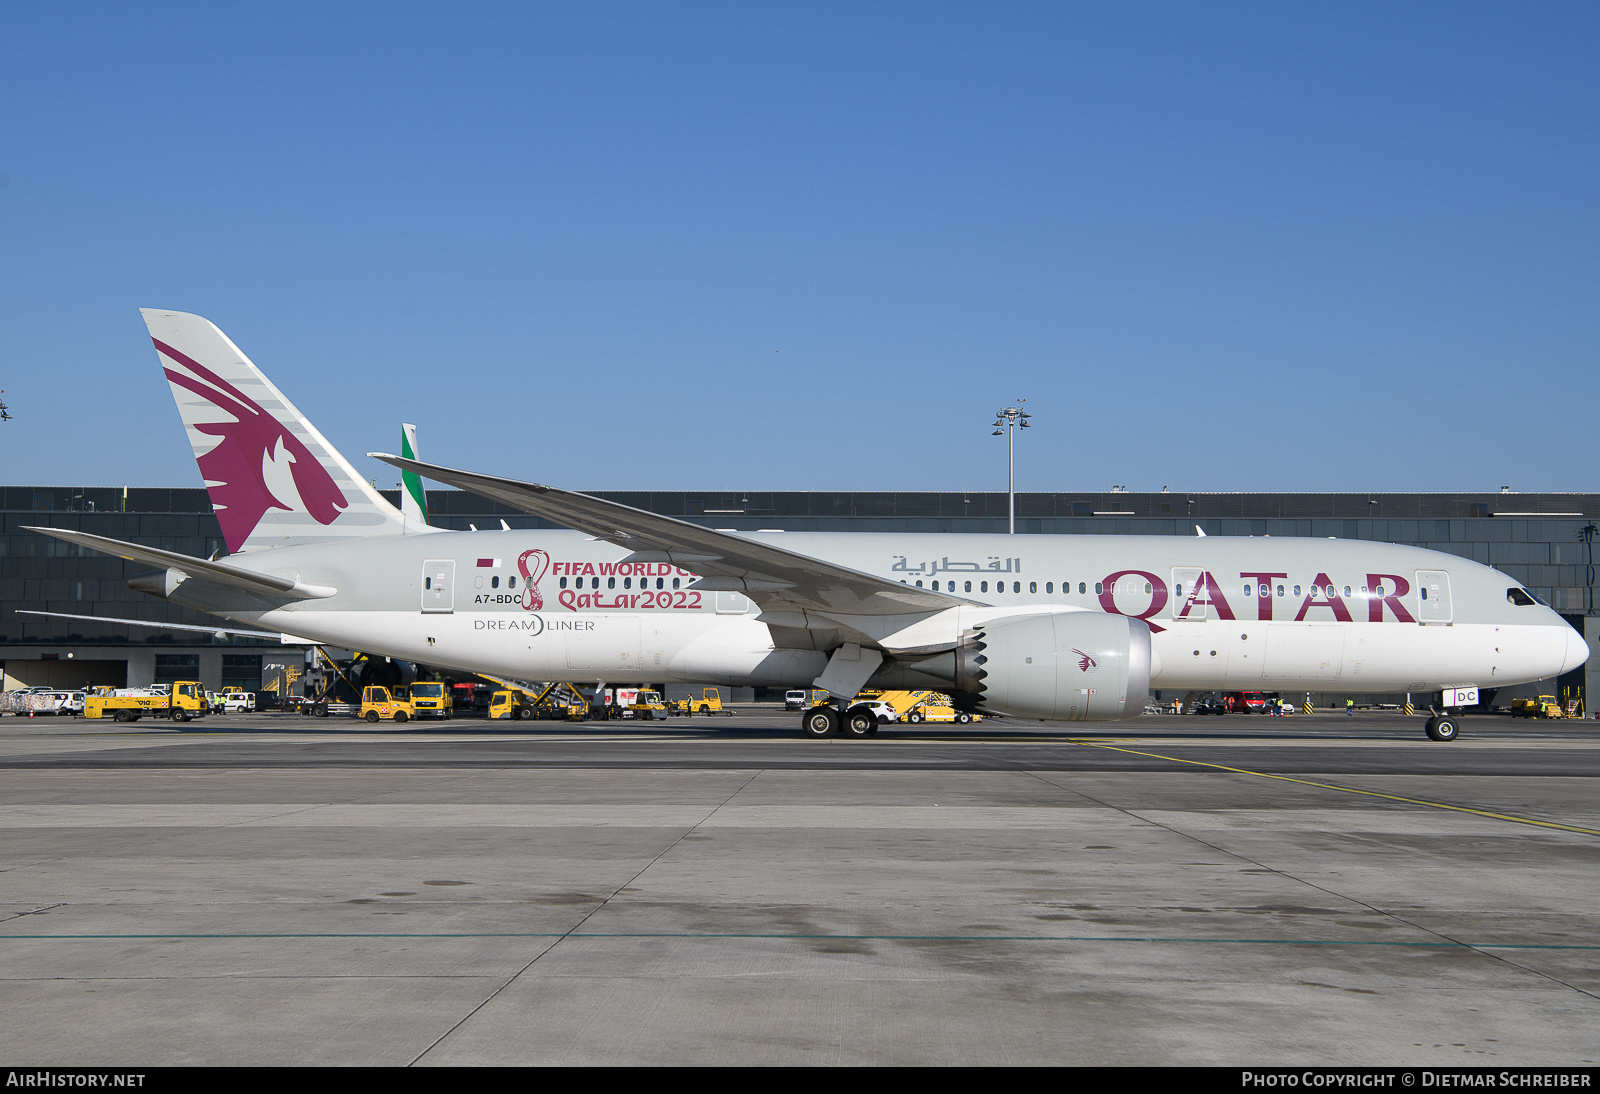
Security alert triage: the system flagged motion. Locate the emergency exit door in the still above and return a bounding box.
[1415,570,1452,624]
[421,559,455,613]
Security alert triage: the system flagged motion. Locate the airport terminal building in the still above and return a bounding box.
[3,484,1596,709]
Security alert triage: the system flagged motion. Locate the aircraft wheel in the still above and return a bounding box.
[365,711,380,723]
[801,706,838,739]
[394,710,408,723]
[842,707,876,738]
[1426,716,1460,742]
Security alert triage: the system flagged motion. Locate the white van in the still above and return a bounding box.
[222,691,256,713]
[784,690,808,711]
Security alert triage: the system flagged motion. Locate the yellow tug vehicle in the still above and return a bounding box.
[668,688,730,716]
[360,685,416,723]
[1511,695,1565,719]
[85,681,209,723]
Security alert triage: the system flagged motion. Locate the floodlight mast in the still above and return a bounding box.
[991,400,1030,534]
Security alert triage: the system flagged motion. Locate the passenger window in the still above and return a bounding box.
[981,581,989,593]
[1029,582,1036,593]
[491,576,499,589]
[1420,588,1428,600]
[657,578,665,589]
[1375,585,1385,597]
[624,578,632,589]
[509,576,516,588]
[560,577,568,589]
[1343,586,1351,598]
[1276,585,1284,597]
[1144,583,1151,594]
[425,577,432,590]
[673,578,680,590]
[964,581,972,592]
[916,580,924,588]
[1292,584,1300,596]
[1046,582,1053,594]
[1095,582,1103,595]
[1079,582,1086,594]
[1243,585,1252,597]
[608,577,616,589]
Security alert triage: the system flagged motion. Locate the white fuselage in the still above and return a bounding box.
[180,529,1586,699]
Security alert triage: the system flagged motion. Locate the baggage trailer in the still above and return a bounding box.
[85,681,209,723]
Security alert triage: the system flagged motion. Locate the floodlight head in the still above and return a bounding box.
[991,429,1004,436]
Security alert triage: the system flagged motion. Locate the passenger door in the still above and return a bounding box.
[1415,570,1452,624]
[421,560,455,613]
[1171,568,1204,620]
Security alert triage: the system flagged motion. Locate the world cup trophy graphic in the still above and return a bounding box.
[518,549,550,611]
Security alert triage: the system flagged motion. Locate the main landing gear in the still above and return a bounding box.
[799,704,879,740]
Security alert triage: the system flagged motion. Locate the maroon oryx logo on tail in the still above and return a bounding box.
[1072,649,1097,672]
[154,337,347,552]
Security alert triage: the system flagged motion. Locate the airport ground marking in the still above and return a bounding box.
[1070,742,1600,837]
[2,931,1597,949]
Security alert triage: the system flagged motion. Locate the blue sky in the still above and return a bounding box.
[1,1,1595,493]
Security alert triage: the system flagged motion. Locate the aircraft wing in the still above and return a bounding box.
[369,455,968,616]
[20,527,338,600]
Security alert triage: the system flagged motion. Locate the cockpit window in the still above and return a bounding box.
[1507,587,1537,606]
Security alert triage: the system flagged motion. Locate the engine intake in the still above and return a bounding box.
[970,612,1151,721]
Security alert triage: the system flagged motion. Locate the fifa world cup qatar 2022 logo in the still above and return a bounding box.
[518,549,549,611]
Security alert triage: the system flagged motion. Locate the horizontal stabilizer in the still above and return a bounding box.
[15,610,306,643]
[21,527,337,600]
[368,454,968,617]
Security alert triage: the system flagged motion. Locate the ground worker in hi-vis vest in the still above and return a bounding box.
[1346,698,1355,716]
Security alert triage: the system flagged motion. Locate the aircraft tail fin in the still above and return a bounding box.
[141,309,420,553]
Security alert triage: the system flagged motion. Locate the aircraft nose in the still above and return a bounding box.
[1563,626,1591,675]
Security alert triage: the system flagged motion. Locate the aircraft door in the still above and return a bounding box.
[1171,568,1204,621]
[1415,570,1452,624]
[421,559,455,613]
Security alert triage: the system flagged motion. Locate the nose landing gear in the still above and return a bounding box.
[1423,703,1463,742]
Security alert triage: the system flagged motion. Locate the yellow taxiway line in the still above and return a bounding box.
[1071,741,1600,838]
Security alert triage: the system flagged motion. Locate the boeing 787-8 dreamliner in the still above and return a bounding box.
[23,311,1588,741]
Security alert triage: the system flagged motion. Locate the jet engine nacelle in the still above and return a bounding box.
[973,611,1152,722]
